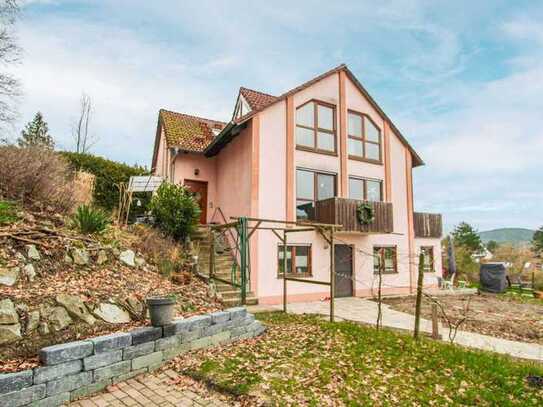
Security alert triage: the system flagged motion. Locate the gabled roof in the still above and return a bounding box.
[151,109,226,170]
[239,87,278,111]
[208,64,424,166]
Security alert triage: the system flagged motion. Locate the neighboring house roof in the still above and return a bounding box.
[206,64,424,166]
[151,109,226,170]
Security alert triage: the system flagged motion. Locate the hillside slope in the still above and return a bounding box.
[479,228,535,244]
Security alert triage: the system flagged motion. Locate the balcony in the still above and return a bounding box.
[414,212,442,238]
[311,197,394,233]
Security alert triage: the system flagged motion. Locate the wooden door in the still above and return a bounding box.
[334,244,353,297]
[184,180,207,224]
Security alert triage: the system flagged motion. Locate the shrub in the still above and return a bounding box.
[72,204,110,234]
[61,152,148,210]
[0,200,18,225]
[0,146,76,212]
[534,273,543,292]
[149,182,200,241]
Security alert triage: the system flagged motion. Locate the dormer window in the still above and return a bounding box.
[295,100,336,154]
[235,96,252,119]
[348,111,382,163]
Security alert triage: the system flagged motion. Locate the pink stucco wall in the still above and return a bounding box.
[153,71,442,304]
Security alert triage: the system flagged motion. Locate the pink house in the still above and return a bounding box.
[151,64,443,305]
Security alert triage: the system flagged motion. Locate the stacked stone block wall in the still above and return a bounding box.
[0,307,264,407]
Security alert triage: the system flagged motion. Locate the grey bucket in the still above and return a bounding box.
[146,297,175,326]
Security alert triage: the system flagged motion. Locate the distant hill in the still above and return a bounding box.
[479,228,535,245]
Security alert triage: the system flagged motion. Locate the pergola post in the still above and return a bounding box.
[329,228,335,322]
[282,230,287,313]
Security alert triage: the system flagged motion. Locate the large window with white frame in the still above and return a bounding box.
[348,111,382,163]
[296,100,336,154]
[296,168,336,220]
[348,176,383,202]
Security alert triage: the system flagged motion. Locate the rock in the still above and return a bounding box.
[39,321,50,335]
[119,250,135,267]
[0,299,19,324]
[93,303,131,324]
[0,266,19,286]
[71,248,89,266]
[56,294,96,325]
[48,307,72,331]
[64,253,73,264]
[15,252,25,261]
[26,244,40,260]
[27,310,40,332]
[23,263,36,281]
[0,323,21,344]
[125,295,144,316]
[135,256,145,267]
[96,250,108,265]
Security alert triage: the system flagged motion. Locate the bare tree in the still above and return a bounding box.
[72,92,97,153]
[0,0,21,128]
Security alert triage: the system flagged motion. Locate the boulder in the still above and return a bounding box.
[26,244,40,260]
[71,248,89,266]
[0,299,19,324]
[0,324,21,344]
[56,294,96,325]
[27,310,40,332]
[96,250,108,265]
[0,267,19,286]
[48,307,72,331]
[93,303,131,324]
[23,264,36,281]
[119,250,135,267]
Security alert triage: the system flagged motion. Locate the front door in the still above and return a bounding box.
[184,180,208,224]
[334,244,353,297]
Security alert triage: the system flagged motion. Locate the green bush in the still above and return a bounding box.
[72,204,110,234]
[150,182,200,241]
[61,152,148,210]
[0,200,18,225]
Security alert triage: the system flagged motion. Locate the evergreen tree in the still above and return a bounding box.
[17,112,54,149]
[486,240,499,253]
[451,222,483,254]
[532,226,543,257]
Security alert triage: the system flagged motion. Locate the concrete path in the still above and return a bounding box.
[70,369,230,407]
[249,297,543,362]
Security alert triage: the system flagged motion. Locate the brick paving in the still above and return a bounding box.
[70,369,230,407]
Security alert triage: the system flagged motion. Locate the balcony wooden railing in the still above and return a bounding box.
[312,198,393,233]
[414,212,442,238]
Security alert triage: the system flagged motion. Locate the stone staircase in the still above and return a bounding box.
[192,227,257,306]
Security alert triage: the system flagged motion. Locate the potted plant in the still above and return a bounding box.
[146,294,176,326]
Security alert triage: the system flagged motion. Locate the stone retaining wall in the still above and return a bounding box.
[0,307,264,407]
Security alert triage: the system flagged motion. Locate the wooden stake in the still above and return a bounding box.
[330,228,335,323]
[414,252,425,339]
[431,303,439,339]
[282,230,287,313]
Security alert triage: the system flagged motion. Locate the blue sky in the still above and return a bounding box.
[9,0,543,232]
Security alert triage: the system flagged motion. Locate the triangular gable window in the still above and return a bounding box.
[235,95,252,119]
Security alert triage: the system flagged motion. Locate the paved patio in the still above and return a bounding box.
[70,369,230,407]
[249,297,543,362]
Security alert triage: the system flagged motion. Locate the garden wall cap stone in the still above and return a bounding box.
[185,314,212,329]
[91,332,132,353]
[39,341,93,365]
[226,306,247,319]
[163,317,190,337]
[0,369,33,395]
[210,310,231,324]
[130,326,162,345]
[34,360,83,384]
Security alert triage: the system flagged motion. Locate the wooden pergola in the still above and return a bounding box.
[228,216,342,322]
